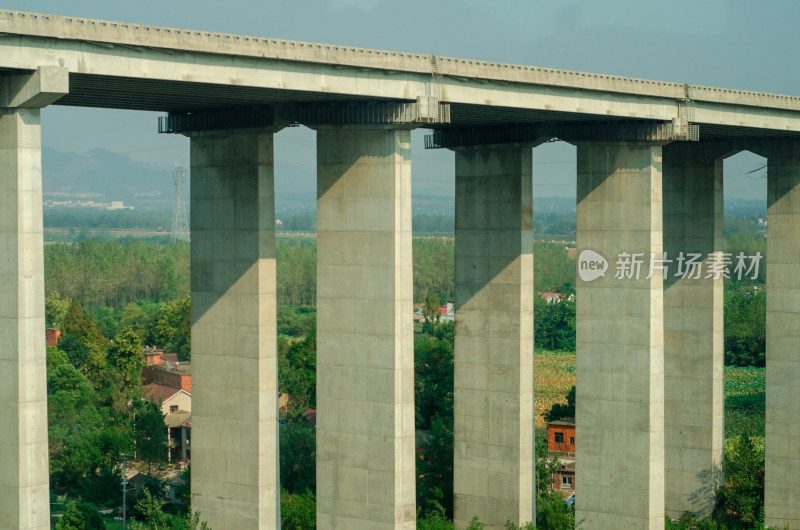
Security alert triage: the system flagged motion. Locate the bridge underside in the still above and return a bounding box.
[1,67,799,140]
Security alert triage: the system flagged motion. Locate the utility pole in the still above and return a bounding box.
[120,455,132,530]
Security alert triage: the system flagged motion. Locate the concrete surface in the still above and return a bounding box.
[2,11,800,133]
[189,129,279,530]
[763,140,800,529]
[575,142,665,529]
[662,142,724,519]
[315,126,416,530]
[0,108,50,530]
[452,146,535,530]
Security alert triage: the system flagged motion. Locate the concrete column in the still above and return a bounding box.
[763,140,800,528]
[452,146,534,529]
[0,109,49,530]
[662,143,724,519]
[575,142,665,529]
[190,130,278,529]
[315,127,416,529]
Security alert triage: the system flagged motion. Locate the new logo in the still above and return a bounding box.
[578,250,608,282]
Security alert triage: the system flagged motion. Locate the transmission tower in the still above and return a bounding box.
[171,165,190,243]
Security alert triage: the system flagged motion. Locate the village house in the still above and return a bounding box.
[547,419,576,496]
[141,347,192,464]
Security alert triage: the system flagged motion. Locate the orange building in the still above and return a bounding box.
[142,362,191,393]
[46,328,61,347]
[547,419,576,454]
[547,419,576,495]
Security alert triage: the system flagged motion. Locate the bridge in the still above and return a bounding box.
[0,9,798,530]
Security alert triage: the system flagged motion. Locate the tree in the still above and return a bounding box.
[545,385,575,422]
[108,328,145,387]
[133,399,168,474]
[54,501,105,530]
[59,299,107,381]
[279,330,317,415]
[155,294,191,361]
[46,291,69,328]
[55,502,85,530]
[417,413,454,519]
[535,295,576,351]
[424,291,442,323]
[713,435,765,527]
[414,336,454,430]
[279,422,316,493]
[724,289,766,367]
[534,433,578,529]
[281,489,316,530]
[135,489,168,529]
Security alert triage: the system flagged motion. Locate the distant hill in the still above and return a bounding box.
[42,146,175,210]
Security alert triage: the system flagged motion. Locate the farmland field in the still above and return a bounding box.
[534,350,766,441]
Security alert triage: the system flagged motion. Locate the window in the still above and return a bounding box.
[570,437,575,446]
[554,432,564,444]
[170,405,178,413]
[562,476,573,488]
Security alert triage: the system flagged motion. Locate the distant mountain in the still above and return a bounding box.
[41,146,584,215]
[42,146,175,210]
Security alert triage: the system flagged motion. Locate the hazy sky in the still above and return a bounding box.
[12,0,799,201]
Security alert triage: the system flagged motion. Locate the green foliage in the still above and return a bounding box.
[724,232,766,286]
[45,239,190,308]
[280,489,316,530]
[279,422,316,494]
[424,291,442,323]
[276,239,317,306]
[414,336,454,429]
[46,291,70,327]
[133,399,168,473]
[724,288,765,367]
[120,300,163,345]
[417,511,455,530]
[413,238,455,304]
[47,345,69,373]
[533,241,575,293]
[417,413,454,519]
[277,305,317,337]
[279,330,317,414]
[416,326,456,520]
[535,296,576,351]
[713,436,765,528]
[545,385,575,422]
[181,511,212,530]
[155,294,191,361]
[108,328,145,386]
[725,366,765,439]
[59,299,108,382]
[55,502,87,530]
[466,516,487,530]
[135,489,168,528]
[504,521,536,530]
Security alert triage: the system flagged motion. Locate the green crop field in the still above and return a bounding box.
[534,350,766,441]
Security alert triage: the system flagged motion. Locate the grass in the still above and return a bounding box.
[534,350,766,441]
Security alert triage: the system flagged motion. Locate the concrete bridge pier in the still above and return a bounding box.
[188,128,280,529]
[0,107,50,530]
[662,142,724,519]
[575,142,666,529]
[315,126,416,530]
[763,139,800,529]
[452,145,535,530]
[0,67,67,530]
